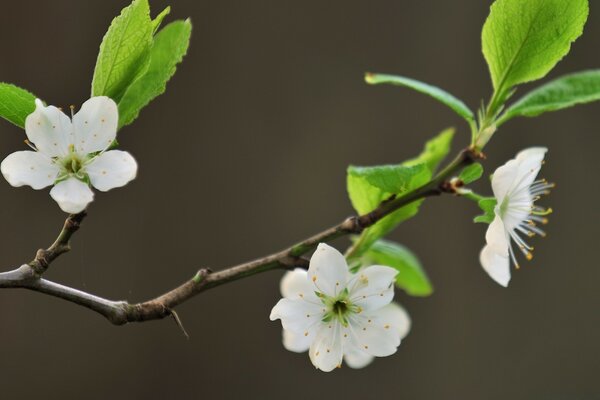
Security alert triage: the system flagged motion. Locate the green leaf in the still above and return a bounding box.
[363,239,432,297]
[499,70,600,125]
[118,20,192,128]
[482,0,588,96]
[474,197,497,224]
[346,165,428,258]
[459,163,483,184]
[347,129,454,258]
[348,164,427,197]
[365,73,474,123]
[151,6,171,34]
[92,0,153,101]
[0,83,38,128]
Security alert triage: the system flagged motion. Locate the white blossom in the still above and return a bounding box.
[480,147,554,287]
[1,97,137,213]
[270,243,410,371]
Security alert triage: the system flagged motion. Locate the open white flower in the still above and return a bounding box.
[1,97,137,213]
[270,243,410,371]
[480,147,554,287]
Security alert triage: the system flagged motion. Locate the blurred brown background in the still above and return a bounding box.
[0,1,598,399]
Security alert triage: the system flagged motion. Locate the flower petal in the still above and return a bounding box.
[485,215,509,256]
[86,150,137,192]
[348,265,397,312]
[307,243,349,297]
[1,151,60,189]
[347,303,408,358]
[282,329,312,353]
[72,97,118,154]
[309,322,343,372]
[343,347,374,369]
[514,147,547,188]
[492,147,547,203]
[480,244,511,287]
[50,177,94,213]
[25,99,72,157]
[280,269,320,303]
[377,302,411,340]
[269,298,323,337]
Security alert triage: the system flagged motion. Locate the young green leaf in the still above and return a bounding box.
[459,163,483,185]
[118,20,192,129]
[151,6,171,34]
[498,70,600,125]
[92,0,153,101]
[365,73,474,124]
[0,83,38,128]
[474,197,497,224]
[482,0,588,95]
[346,165,428,258]
[362,239,432,296]
[348,164,426,196]
[347,129,454,258]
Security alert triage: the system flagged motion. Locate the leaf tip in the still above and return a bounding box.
[364,72,376,84]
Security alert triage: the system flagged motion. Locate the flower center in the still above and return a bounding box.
[318,289,359,327]
[332,300,348,317]
[63,154,84,174]
[56,144,89,182]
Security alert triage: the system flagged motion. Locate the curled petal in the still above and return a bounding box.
[491,158,519,203]
[50,177,94,214]
[348,265,397,312]
[513,147,547,190]
[308,243,349,297]
[25,99,72,157]
[72,97,118,154]
[1,151,60,189]
[485,215,509,256]
[343,347,374,369]
[480,245,511,287]
[86,150,137,192]
[282,329,312,353]
[309,323,343,372]
[492,147,547,202]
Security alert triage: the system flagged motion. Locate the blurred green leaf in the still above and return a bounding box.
[347,129,454,258]
[118,20,192,128]
[459,163,483,184]
[499,70,600,125]
[362,239,432,296]
[365,73,474,123]
[0,83,37,128]
[482,0,588,98]
[92,0,153,101]
[348,164,427,197]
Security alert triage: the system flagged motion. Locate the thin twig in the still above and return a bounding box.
[28,211,87,275]
[0,148,478,326]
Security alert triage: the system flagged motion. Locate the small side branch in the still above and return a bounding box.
[28,211,87,275]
